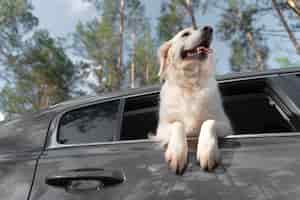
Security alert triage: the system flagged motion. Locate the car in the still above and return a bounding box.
[3,68,300,200]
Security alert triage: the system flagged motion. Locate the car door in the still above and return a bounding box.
[0,112,53,200]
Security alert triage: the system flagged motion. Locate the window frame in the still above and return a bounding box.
[46,72,300,150]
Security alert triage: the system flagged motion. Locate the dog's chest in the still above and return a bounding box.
[160,82,217,134]
[162,88,210,134]
[180,91,209,134]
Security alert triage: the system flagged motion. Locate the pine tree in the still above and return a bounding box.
[217,0,269,72]
[0,30,78,116]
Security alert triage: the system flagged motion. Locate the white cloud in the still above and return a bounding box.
[66,0,93,15]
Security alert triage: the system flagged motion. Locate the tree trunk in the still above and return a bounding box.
[272,0,300,55]
[145,63,149,83]
[236,8,264,71]
[246,31,264,71]
[116,0,125,89]
[184,0,197,29]
[130,33,136,88]
[39,84,49,109]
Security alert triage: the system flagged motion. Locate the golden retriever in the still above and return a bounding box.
[155,26,232,173]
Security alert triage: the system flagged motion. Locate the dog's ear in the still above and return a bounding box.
[158,41,172,81]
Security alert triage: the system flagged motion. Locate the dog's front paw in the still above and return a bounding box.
[164,122,188,174]
[197,138,220,171]
[197,120,220,171]
[165,142,188,174]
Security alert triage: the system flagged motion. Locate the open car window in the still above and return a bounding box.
[120,78,295,141]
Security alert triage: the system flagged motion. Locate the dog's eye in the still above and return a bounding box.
[181,32,190,37]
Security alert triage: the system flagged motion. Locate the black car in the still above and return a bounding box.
[4,68,300,200]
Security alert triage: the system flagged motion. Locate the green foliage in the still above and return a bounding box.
[0,30,79,115]
[276,57,300,68]
[74,0,121,92]
[21,30,78,100]
[158,3,183,42]
[0,0,38,70]
[134,31,159,85]
[230,40,245,72]
[157,0,200,42]
[217,0,269,72]
[75,0,159,91]
[0,1,79,116]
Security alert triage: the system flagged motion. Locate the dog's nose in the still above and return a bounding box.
[202,26,213,34]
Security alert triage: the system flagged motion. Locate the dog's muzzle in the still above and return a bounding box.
[181,26,213,60]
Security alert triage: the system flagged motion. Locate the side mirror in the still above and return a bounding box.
[287,0,300,16]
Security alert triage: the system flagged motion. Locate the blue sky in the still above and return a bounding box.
[32,0,97,37]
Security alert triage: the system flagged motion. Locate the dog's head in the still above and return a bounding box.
[158,26,214,83]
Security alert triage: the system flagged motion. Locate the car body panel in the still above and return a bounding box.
[0,110,56,153]
[1,151,39,200]
[0,103,56,200]
[30,136,300,200]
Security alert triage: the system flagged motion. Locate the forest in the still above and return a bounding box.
[0,0,299,118]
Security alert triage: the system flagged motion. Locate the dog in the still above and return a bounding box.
[155,26,232,174]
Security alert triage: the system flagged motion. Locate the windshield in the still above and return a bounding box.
[0,0,299,119]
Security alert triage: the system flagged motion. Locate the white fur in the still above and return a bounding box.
[155,27,232,172]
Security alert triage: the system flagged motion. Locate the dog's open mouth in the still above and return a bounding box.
[181,41,212,60]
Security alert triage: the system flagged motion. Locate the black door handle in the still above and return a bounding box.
[45,168,125,192]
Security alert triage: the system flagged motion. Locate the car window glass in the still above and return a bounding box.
[121,94,159,140]
[58,100,120,144]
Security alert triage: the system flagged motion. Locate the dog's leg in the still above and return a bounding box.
[197,120,220,171]
[165,121,188,174]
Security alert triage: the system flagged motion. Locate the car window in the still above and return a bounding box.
[119,79,297,141]
[58,100,120,144]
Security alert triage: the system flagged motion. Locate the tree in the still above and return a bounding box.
[179,0,198,29]
[117,0,125,88]
[134,30,159,86]
[125,0,156,88]
[0,0,38,81]
[75,0,159,90]
[157,0,200,42]
[272,0,300,55]
[217,0,269,72]
[74,0,120,92]
[0,30,78,116]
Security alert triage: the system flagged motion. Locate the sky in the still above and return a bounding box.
[32,0,97,37]
[30,0,300,74]
[30,0,231,74]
